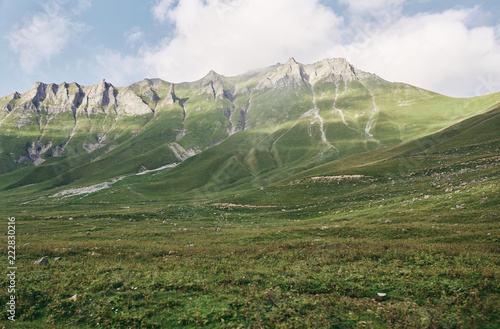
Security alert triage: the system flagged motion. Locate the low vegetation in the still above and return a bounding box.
[1,107,498,328]
[1,60,499,327]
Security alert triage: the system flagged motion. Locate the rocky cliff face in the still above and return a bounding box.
[0,92,21,113]
[304,58,368,84]
[197,70,236,102]
[256,57,308,90]
[17,82,85,115]
[83,79,117,114]
[162,83,178,105]
[0,58,388,168]
[256,57,381,90]
[1,57,375,117]
[5,79,157,119]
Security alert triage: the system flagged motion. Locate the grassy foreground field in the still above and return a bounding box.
[0,109,499,328]
[1,171,499,327]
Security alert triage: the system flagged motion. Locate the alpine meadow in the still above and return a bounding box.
[0,58,499,328]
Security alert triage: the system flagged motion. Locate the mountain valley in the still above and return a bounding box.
[0,58,499,328]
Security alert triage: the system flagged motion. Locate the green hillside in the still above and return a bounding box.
[0,81,498,328]
[0,57,498,208]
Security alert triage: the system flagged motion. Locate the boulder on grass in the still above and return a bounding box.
[34,256,49,266]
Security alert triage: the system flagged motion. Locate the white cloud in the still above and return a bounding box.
[94,50,151,86]
[143,0,342,82]
[125,26,144,45]
[336,8,500,96]
[152,0,175,23]
[340,0,405,13]
[92,0,500,97]
[5,2,90,75]
[73,0,93,15]
[6,16,84,74]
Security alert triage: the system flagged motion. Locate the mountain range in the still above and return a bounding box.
[0,57,499,204]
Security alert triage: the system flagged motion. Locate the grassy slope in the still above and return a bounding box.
[0,101,498,328]
[68,97,498,204]
[1,75,499,200]
[0,105,184,191]
[283,102,500,183]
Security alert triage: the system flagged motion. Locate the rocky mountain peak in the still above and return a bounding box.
[255,58,381,89]
[45,83,61,101]
[285,57,298,65]
[130,79,162,105]
[85,79,118,110]
[24,82,47,106]
[115,86,153,115]
[302,58,353,85]
[163,83,179,105]
[283,57,304,76]
[0,92,21,113]
[204,70,221,80]
[199,70,229,101]
[256,57,308,90]
[13,82,85,115]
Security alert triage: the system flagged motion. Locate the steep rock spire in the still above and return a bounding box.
[163,83,179,105]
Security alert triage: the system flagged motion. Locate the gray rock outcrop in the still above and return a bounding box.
[162,83,179,105]
[34,256,49,266]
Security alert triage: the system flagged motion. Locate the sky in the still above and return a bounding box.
[0,0,499,97]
